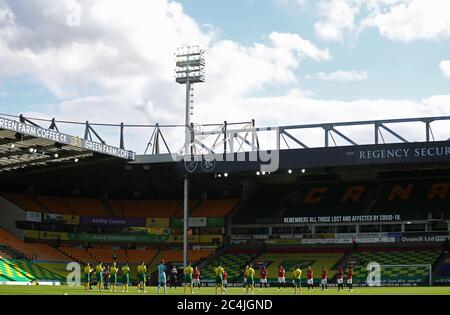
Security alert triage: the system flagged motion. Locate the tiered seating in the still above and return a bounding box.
[109,200,124,217]
[160,249,214,264]
[126,248,159,264]
[192,199,239,217]
[256,249,345,280]
[87,246,128,264]
[7,259,65,281]
[59,246,93,263]
[1,192,43,212]
[201,250,258,281]
[112,199,182,218]
[349,248,441,284]
[174,201,200,218]
[35,195,73,214]
[0,229,70,261]
[65,198,107,217]
[0,259,30,281]
[0,249,11,259]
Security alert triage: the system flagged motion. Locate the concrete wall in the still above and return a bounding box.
[0,196,26,238]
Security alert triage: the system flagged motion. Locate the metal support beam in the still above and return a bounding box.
[375,123,380,145]
[120,123,125,149]
[331,128,358,146]
[280,129,309,149]
[379,124,408,143]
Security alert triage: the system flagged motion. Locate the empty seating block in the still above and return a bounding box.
[193,199,239,217]
[111,199,184,218]
[0,259,30,281]
[36,195,73,215]
[0,229,70,262]
[126,249,158,264]
[0,249,11,260]
[350,250,440,284]
[65,198,107,217]
[59,246,92,264]
[0,259,64,282]
[160,249,213,264]
[88,247,128,264]
[1,192,43,212]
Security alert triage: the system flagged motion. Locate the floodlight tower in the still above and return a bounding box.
[175,45,205,267]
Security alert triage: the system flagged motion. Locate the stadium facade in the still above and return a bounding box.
[0,113,449,288]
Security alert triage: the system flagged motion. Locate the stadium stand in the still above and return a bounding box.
[59,246,93,263]
[111,199,182,218]
[35,195,73,215]
[348,247,441,284]
[0,249,11,260]
[160,249,214,264]
[1,193,43,213]
[65,198,107,217]
[0,258,65,282]
[0,229,69,261]
[87,246,128,264]
[192,199,239,217]
[126,248,159,264]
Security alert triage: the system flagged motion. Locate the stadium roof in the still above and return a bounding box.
[0,115,136,173]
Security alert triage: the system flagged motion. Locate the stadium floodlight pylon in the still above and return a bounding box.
[175,45,206,267]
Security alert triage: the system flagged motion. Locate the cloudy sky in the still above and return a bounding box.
[0,0,449,152]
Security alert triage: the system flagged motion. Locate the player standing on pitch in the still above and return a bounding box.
[214,263,225,295]
[121,263,130,293]
[184,262,194,294]
[321,267,328,291]
[110,262,118,292]
[84,263,92,291]
[193,266,201,290]
[306,266,314,290]
[347,266,354,292]
[169,265,178,290]
[246,264,256,295]
[95,262,103,292]
[242,266,248,291]
[137,262,147,293]
[337,267,344,291]
[278,265,286,290]
[223,268,228,291]
[292,265,302,294]
[157,260,167,294]
[260,266,268,289]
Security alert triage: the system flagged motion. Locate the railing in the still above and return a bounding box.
[2,112,450,156]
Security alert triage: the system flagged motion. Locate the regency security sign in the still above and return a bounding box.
[0,116,136,161]
[358,146,450,160]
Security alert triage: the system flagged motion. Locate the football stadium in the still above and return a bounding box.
[0,111,450,296]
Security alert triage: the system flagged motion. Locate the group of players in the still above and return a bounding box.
[212,264,354,295]
[83,260,355,294]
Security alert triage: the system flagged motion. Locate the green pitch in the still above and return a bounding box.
[0,286,449,295]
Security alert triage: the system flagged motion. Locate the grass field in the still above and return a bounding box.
[0,285,449,295]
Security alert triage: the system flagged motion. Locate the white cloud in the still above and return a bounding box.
[439,60,450,79]
[0,0,449,154]
[361,0,450,42]
[305,70,368,82]
[314,0,359,42]
[312,0,450,43]
[0,0,332,152]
